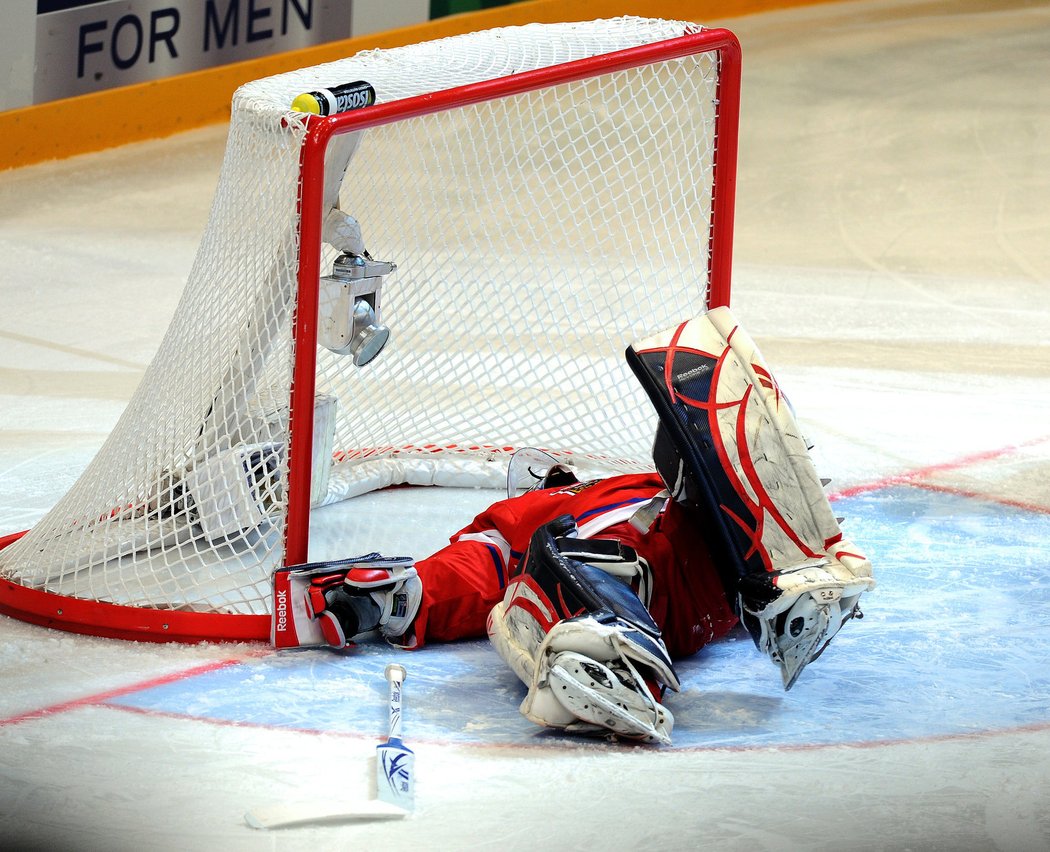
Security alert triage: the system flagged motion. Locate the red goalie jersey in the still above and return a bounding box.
[272,308,876,746]
[411,472,738,659]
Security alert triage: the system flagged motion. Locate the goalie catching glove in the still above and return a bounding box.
[487,515,679,745]
[272,554,422,650]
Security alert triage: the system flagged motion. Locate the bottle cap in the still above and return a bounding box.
[291,92,323,114]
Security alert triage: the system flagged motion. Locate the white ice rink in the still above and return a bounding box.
[2,0,1050,849]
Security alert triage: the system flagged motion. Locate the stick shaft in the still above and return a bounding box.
[385,663,406,740]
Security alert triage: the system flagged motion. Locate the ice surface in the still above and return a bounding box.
[2,1,1050,849]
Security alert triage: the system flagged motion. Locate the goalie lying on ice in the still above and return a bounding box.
[272,306,875,745]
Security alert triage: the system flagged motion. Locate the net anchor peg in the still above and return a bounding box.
[318,252,397,366]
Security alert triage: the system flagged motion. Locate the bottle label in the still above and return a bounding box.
[292,81,376,116]
[330,81,375,113]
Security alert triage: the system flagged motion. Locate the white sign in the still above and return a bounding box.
[33,0,354,103]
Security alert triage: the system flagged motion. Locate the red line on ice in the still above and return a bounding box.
[828,433,1050,506]
[39,695,1050,755]
[0,654,261,727]
[905,480,1050,516]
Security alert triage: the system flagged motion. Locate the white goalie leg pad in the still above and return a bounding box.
[631,306,855,575]
[625,308,873,588]
[486,518,678,744]
[628,307,877,686]
[487,597,537,690]
[542,617,676,744]
[489,602,676,744]
[705,307,848,568]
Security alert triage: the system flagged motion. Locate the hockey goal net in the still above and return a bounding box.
[0,17,740,641]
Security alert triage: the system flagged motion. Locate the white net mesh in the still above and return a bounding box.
[0,17,733,627]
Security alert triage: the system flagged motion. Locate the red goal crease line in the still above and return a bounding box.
[828,433,1050,511]
[0,655,264,728]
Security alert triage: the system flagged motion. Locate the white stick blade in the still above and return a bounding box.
[244,799,407,830]
[375,738,415,811]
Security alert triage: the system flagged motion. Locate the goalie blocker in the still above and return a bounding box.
[625,307,875,689]
[272,554,422,650]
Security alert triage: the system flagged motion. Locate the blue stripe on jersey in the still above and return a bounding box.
[485,543,506,588]
[575,497,650,525]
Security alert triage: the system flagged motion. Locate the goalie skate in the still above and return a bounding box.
[487,516,678,744]
[739,540,875,689]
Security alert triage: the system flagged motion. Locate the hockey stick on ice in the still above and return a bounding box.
[376,663,414,812]
[244,664,412,830]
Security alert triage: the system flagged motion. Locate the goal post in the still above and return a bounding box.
[0,18,741,642]
[286,23,741,566]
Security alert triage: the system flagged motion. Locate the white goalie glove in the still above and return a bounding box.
[487,516,679,745]
[272,554,422,650]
